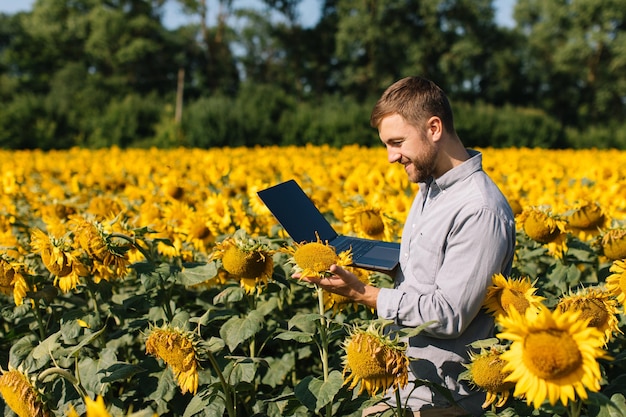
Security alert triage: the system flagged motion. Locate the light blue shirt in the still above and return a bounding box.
[376,150,516,415]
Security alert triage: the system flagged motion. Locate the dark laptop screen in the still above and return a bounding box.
[257,179,338,243]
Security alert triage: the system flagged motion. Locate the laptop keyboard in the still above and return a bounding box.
[337,240,376,257]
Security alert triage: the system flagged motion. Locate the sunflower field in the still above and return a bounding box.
[1,145,626,417]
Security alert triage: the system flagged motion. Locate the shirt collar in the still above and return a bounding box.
[420,149,483,192]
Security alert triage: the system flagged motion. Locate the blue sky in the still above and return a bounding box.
[0,0,516,28]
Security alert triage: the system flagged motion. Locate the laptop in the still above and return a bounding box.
[257,179,400,272]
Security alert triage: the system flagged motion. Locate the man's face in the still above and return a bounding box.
[378,113,438,183]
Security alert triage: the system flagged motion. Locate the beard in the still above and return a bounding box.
[404,139,438,183]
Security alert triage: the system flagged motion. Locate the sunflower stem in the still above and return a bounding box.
[206,349,237,417]
[160,280,174,322]
[315,285,333,417]
[568,398,582,417]
[394,387,404,417]
[38,367,88,398]
[110,233,153,263]
[31,298,46,340]
[86,285,102,327]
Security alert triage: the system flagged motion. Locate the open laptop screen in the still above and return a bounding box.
[257,179,338,243]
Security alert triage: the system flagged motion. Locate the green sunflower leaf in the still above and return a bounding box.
[274,330,314,343]
[178,261,218,286]
[294,370,343,413]
[219,310,264,351]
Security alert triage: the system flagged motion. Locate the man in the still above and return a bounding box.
[303,76,516,416]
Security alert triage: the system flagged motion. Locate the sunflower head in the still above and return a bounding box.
[30,229,73,277]
[342,320,410,397]
[211,230,274,294]
[606,259,626,307]
[30,229,88,292]
[566,201,606,230]
[461,346,515,409]
[145,325,202,395]
[0,367,49,417]
[0,256,30,306]
[497,307,608,409]
[557,287,622,344]
[483,273,545,318]
[520,207,565,244]
[599,228,626,261]
[343,203,393,241]
[283,234,352,279]
[72,218,131,280]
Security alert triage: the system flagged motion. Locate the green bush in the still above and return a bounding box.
[455,102,565,148]
[182,95,238,148]
[278,95,379,147]
[0,94,66,150]
[86,93,163,148]
[565,123,626,149]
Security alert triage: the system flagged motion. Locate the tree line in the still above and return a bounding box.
[1,0,626,150]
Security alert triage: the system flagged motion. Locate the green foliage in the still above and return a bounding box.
[455,102,565,148]
[565,124,626,149]
[278,95,379,147]
[85,94,164,148]
[2,0,626,149]
[0,94,67,150]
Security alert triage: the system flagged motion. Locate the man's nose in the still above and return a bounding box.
[387,149,401,164]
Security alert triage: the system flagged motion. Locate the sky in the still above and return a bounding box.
[0,0,516,28]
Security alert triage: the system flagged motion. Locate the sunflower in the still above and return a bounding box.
[71,218,131,281]
[145,326,201,395]
[483,273,545,318]
[68,395,111,417]
[497,307,608,409]
[460,346,515,409]
[342,321,410,396]
[0,256,30,306]
[606,259,626,307]
[283,234,352,279]
[29,229,88,293]
[556,287,622,344]
[564,201,608,242]
[180,211,216,253]
[599,228,626,261]
[0,367,49,417]
[204,192,234,236]
[86,196,124,221]
[343,202,395,242]
[210,230,274,295]
[518,207,568,258]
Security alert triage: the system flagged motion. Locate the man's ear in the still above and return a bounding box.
[427,116,443,142]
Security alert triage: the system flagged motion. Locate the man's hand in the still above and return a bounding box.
[294,264,380,309]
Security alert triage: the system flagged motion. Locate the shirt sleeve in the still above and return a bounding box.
[376,207,514,338]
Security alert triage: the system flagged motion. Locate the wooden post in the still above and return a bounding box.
[175,67,185,124]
